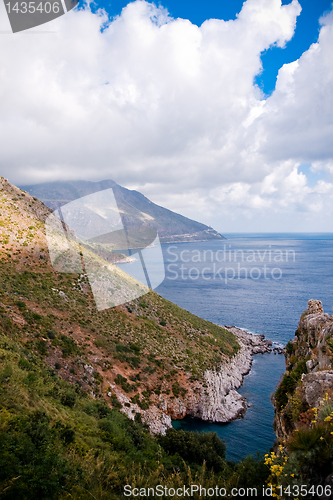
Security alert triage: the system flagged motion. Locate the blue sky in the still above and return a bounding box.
[91,0,333,94]
[1,0,333,231]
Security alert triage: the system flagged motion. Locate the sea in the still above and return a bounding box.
[119,233,333,462]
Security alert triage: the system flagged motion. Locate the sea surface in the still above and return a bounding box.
[119,233,333,462]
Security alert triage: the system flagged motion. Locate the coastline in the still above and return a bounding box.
[110,326,284,434]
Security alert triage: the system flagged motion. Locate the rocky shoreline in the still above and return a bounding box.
[110,326,283,434]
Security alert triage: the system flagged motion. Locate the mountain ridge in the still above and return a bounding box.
[19,179,225,244]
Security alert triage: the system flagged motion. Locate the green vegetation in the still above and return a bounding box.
[275,360,308,411]
[271,304,333,495]
[0,180,269,499]
[0,315,269,499]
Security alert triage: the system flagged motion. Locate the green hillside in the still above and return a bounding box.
[0,177,268,498]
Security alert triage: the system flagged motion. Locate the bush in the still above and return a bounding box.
[275,360,308,410]
[0,411,79,500]
[60,390,76,408]
[285,340,294,355]
[172,382,180,398]
[15,300,26,311]
[18,358,32,371]
[36,340,48,356]
[158,428,226,472]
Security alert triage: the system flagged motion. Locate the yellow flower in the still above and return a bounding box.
[291,473,295,477]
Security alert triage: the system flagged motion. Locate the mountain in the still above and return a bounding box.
[271,300,333,490]
[19,179,225,244]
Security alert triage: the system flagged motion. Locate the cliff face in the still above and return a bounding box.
[110,327,273,434]
[270,300,333,493]
[274,300,333,442]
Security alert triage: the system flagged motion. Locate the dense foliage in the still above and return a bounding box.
[0,320,269,499]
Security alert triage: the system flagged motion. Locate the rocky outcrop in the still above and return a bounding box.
[273,299,333,442]
[173,327,272,423]
[271,301,333,491]
[111,327,275,434]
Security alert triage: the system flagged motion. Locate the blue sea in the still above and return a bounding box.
[120,233,333,462]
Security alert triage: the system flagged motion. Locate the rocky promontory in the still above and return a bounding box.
[273,299,333,442]
[269,300,333,493]
[111,326,275,434]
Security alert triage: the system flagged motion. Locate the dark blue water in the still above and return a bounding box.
[120,234,333,461]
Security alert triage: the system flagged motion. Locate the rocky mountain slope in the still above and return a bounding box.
[269,300,333,496]
[0,177,272,436]
[20,179,225,244]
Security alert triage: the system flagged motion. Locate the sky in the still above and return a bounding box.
[0,0,333,232]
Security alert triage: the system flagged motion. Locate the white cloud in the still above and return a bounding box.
[0,0,333,231]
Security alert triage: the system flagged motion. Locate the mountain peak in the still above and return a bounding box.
[20,179,225,243]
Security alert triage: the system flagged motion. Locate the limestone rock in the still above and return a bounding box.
[125,327,275,433]
[273,300,333,442]
[307,299,324,315]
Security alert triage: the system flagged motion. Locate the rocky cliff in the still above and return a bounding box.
[270,300,333,494]
[111,327,274,434]
[274,299,333,441]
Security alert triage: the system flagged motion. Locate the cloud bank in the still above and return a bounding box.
[0,0,332,231]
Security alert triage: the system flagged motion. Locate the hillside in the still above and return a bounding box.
[0,177,241,430]
[268,300,333,496]
[20,179,225,244]
[0,177,271,498]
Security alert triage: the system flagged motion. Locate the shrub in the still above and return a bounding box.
[158,429,226,472]
[15,300,26,311]
[60,391,76,408]
[288,425,325,452]
[285,340,294,355]
[18,358,32,371]
[36,340,48,356]
[172,382,180,398]
[275,360,307,410]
